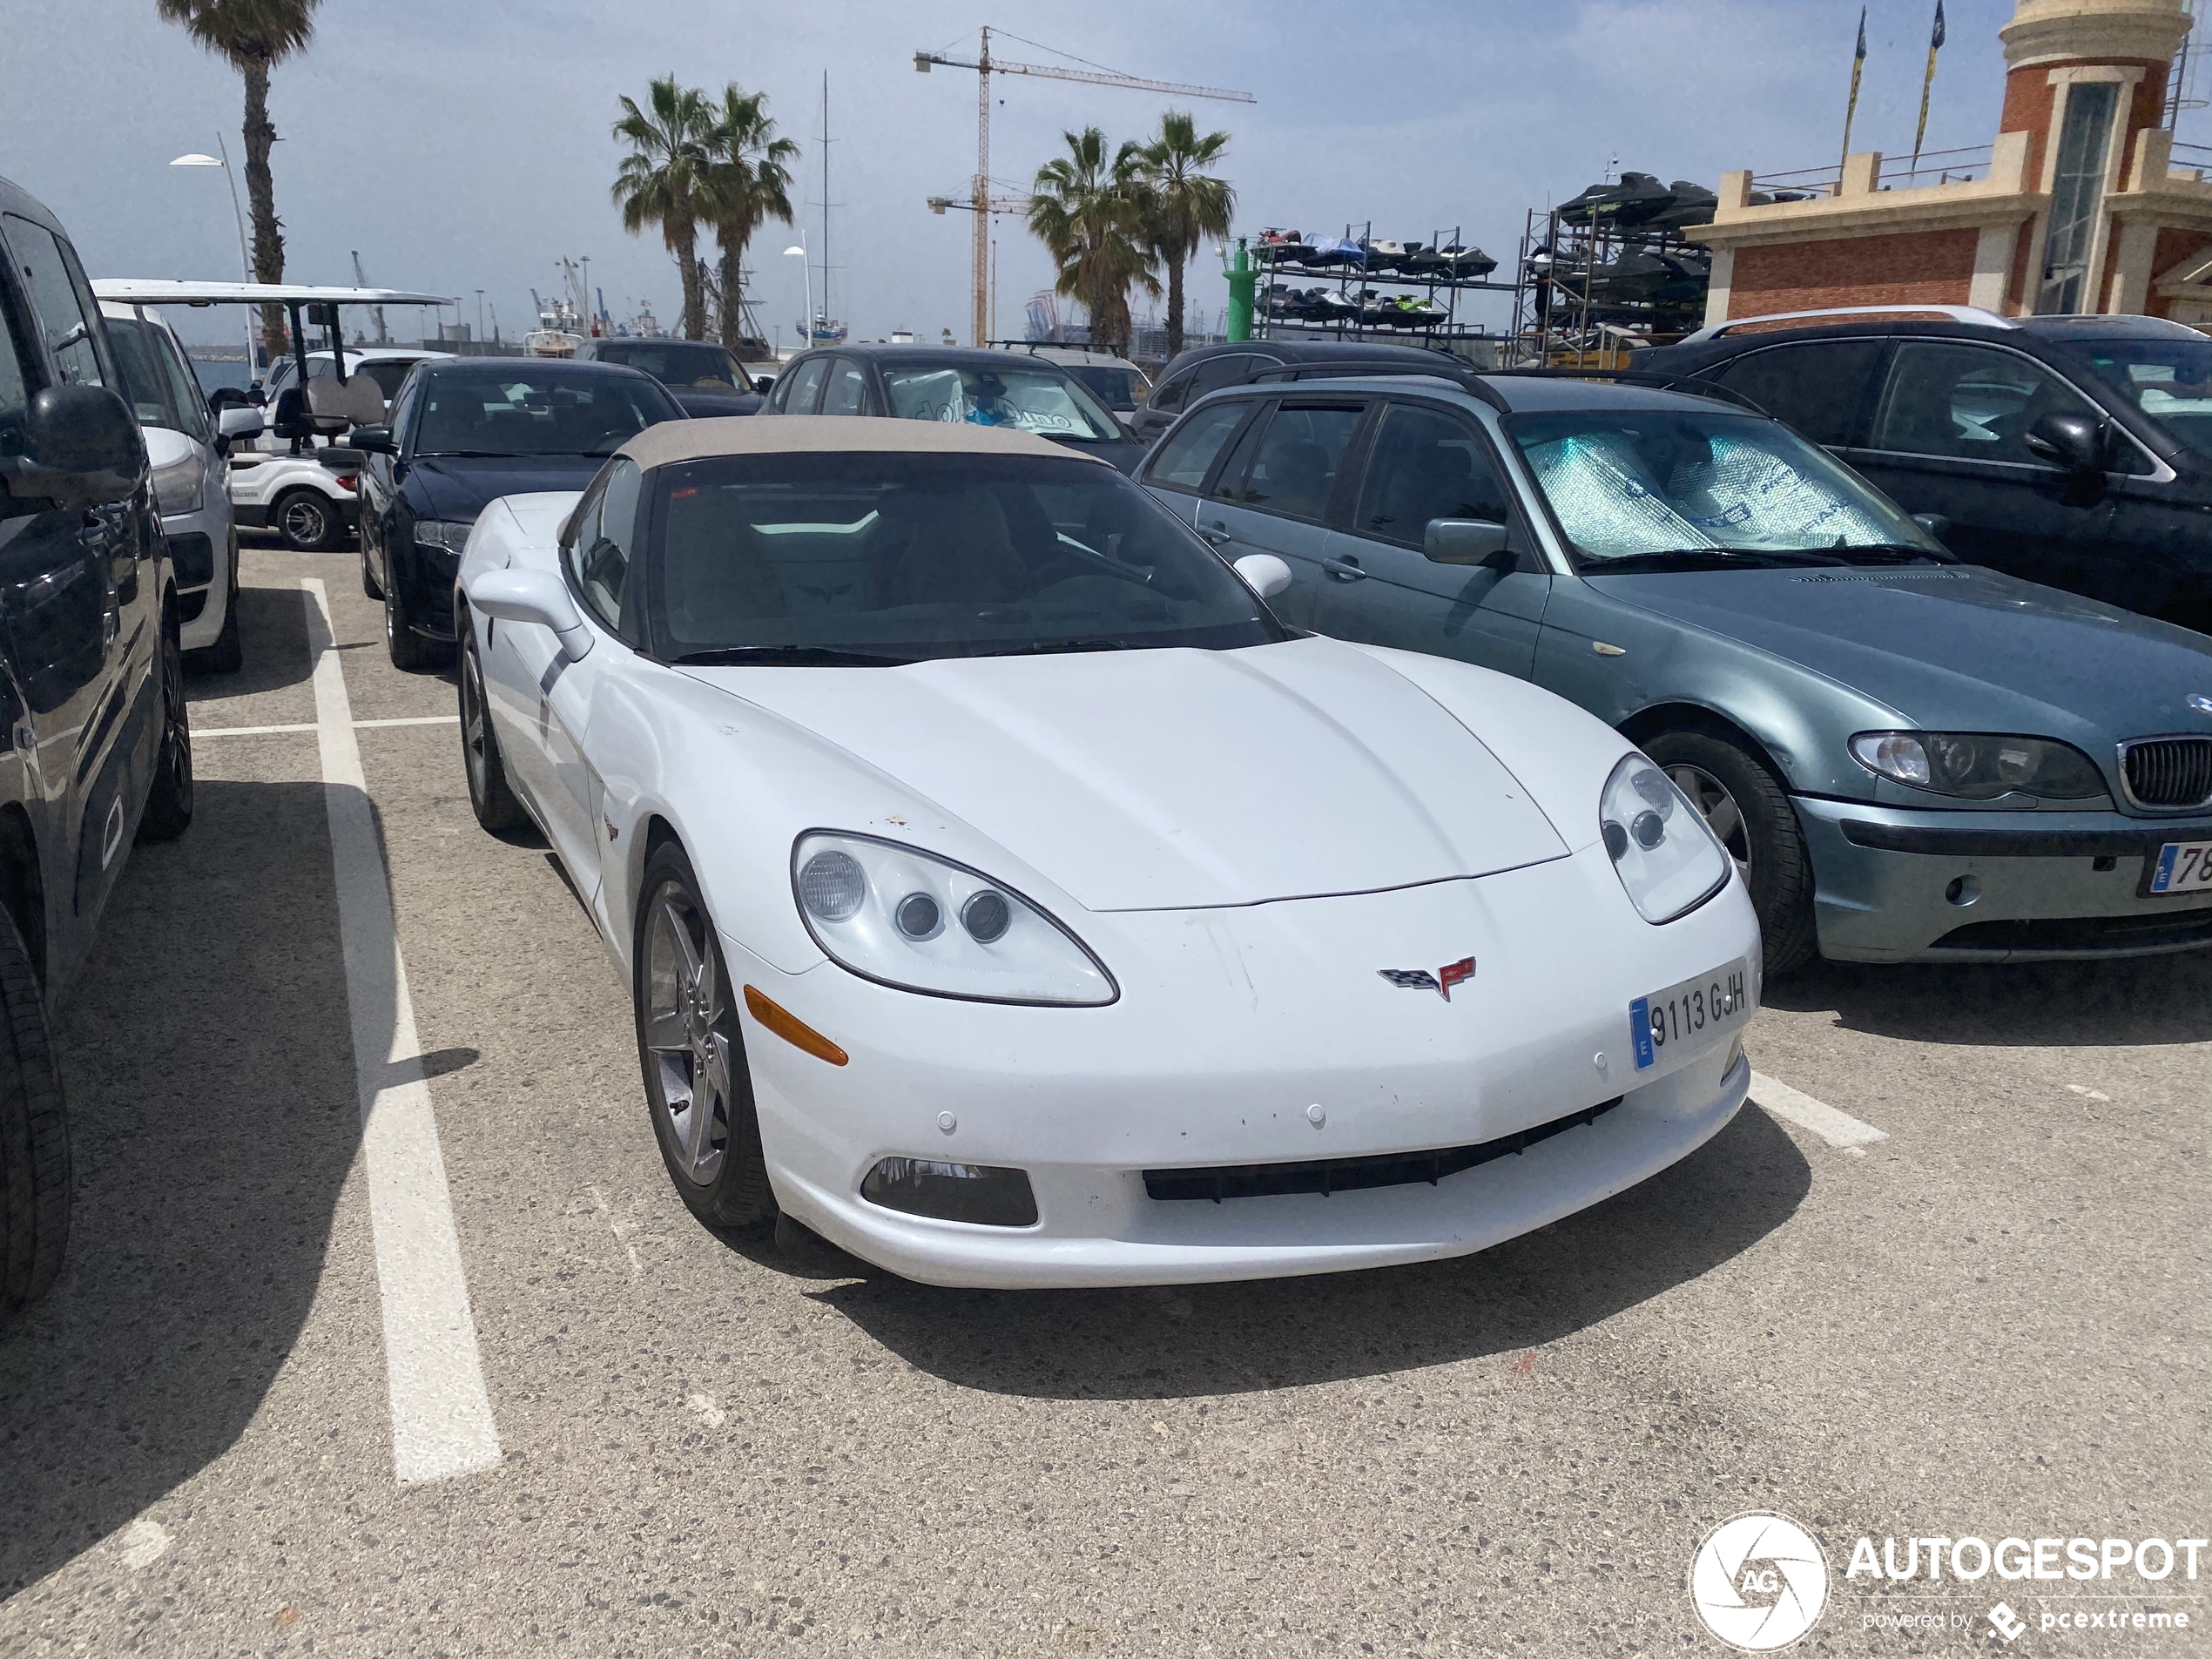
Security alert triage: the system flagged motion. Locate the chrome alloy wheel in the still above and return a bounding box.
[280,493,332,549]
[643,881,732,1187]
[1667,763,1751,880]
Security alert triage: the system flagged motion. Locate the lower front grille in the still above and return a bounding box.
[2121,736,2212,811]
[1932,909,2212,955]
[166,531,215,587]
[1143,1096,1624,1203]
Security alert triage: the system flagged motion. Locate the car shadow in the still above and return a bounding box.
[181,583,315,700]
[0,779,366,1598]
[1764,950,2212,1048]
[801,1105,1809,1400]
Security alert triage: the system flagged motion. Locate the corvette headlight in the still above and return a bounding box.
[792,832,1116,1006]
[1600,753,1730,924]
[414,518,475,554]
[1849,731,2106,800]
[150,448,206,516]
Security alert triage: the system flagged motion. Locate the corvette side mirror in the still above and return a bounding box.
[468,568,594,659]
[1233,552,1292,599]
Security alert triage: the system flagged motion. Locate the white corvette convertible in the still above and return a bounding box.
[454,417,1760,1288]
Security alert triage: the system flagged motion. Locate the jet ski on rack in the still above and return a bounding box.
[1556,171,1674,228]
[1641,181,1718,233]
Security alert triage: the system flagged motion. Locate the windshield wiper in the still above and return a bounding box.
[1588,547,1850,574]
[977,637,1156,657]
[1825,541,1959,566]
[672,645,914,667]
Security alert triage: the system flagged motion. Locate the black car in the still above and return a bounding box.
[1642,308,2212,634]
[574,336,765,416]
[762,344,1144,472]
[351,358,684,670]
[1129,339,1466,443]
[0,175,193,1317]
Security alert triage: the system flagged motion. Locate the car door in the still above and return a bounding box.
[1311,398,1552,677]
[1840,339,2125,597]
[357,368,420,591]
[2,214,140,935]
[1136,396,1260,527]
[819,357,869,416]
[1703,337,1885,449]
[1191,396,1366,629]
[776,356,829,415]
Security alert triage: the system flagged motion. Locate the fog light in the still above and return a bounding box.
[860,1157,1038,1226]
[1945,875,1980,907]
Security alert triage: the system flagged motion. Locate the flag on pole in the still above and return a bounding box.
[1912,1,1948,178]
[1840,6,1870,176]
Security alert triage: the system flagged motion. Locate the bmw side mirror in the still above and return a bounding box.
[2024,410,2107,475]
[218,405,264,443]
[350,424,396,455]
[1424,517,1512,566]
[0,384,145,509]
[752,375,775,395]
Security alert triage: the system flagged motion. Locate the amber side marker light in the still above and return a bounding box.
[742,985,850,1066]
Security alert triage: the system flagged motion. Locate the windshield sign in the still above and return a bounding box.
[1506,409,1944,571]
[649,452,1281,664]
[882,365,1122,443]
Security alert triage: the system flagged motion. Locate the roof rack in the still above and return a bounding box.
[1487,367,1770,417]
[1249,357,1511,411]
[1247,359,1769,417]
[1677,303,2016,346]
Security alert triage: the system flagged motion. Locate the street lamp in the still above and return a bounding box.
[171,139,257,373]
[783,240,812,354]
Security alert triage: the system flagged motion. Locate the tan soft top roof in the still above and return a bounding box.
[617,414,1102,471]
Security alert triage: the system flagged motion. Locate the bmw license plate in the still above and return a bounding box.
[1631,959,1753,1071]
[2148,840,2212,895]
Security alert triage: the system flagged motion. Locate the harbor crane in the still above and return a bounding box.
[350,251,389,344]
[914,27,1254,347]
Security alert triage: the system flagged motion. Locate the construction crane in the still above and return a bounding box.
[350,250,389,344]
[914,27,1254,346]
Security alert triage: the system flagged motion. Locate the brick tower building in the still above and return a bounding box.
[1694,0,2212,327]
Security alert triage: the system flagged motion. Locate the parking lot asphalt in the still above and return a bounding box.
[0,540,2205,1657]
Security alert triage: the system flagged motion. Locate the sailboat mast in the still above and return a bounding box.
[820,71,831,328]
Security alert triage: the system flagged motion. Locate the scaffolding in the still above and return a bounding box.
[1506,206,1715,368]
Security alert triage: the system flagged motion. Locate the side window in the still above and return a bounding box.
[155,330,212,443]
[779,357,828,414]
[1223,401,1365,522]
[1870,341,2101,467]
[1710,340,1885,447]
[3,215,105,387]
[564,461,643,636]
[387,369,422,446]
[1352,402,1514,548]
[1149,369,1195,415]
[1144,399,1252,492]
[1187,353,1264,403]
[106,320,176,427]
[821,358,869,415]
[0,275,33,448]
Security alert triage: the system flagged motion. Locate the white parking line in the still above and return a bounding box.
[302,578,502,1486]
[1750,1070,1889,1150]
[197,715,457,738]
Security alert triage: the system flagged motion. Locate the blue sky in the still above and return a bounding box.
[4,0,2188,349]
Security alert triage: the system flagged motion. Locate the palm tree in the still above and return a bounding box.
[1028,128,1157,359]
[1137,112,1235,361]
[612,77,716,340]
[699,85,799,354]
[155,0,321,361]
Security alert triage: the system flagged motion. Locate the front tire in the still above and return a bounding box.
[459,629,524,833]
[384,568,446,673]
[273,489,341,553]
[0,903,70,1323]
[1641,727,1817,974]
[634,843,774,1231]
[138,607,194,844]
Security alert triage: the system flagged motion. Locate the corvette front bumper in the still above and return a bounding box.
[728,842,1759,1289]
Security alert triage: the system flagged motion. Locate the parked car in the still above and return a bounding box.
[1641,306,2212,635]
[229,347,448,550]
[992,343,1151,419]
[1139,363,2212,970]
[575,336,763,415]
[98,300,261,671]
[762,344,1143,471]
[453,415,1757,1286]
[351,357,684,670]
[1129,338,1460,443]
[0,175,195,1318]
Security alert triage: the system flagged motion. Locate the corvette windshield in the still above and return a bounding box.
[1507,408,1942,570]
[648,452,1285,663]
[2070,336,2212,461]
[880,364,1123,442]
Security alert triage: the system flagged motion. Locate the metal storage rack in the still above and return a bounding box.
[1506,206,1714,368]
[1252,221,1516,356]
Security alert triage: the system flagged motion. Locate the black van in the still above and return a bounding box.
[1642,308,2212,634]
[0,175,193,1318]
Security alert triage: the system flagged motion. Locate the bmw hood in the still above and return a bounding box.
[1589,564,2212,737]
[408,455,610,523]
[684,637,1569,911]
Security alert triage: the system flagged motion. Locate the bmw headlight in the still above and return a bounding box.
[414,518,475,554]
[792,832,1116,1006]
[1849,732,2106,800]
[1600,754,1731,924]
[150,448,206,516]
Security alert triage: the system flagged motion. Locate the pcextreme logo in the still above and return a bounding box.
[1689,1512,1830,1651]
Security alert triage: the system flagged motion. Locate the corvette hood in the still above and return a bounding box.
[684,637,1569,911]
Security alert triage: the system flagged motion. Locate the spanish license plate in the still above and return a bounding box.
[2148,840,2212,895]
[1631,959,1754,1071]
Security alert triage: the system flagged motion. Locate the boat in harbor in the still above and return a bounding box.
[797,72,847,347]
